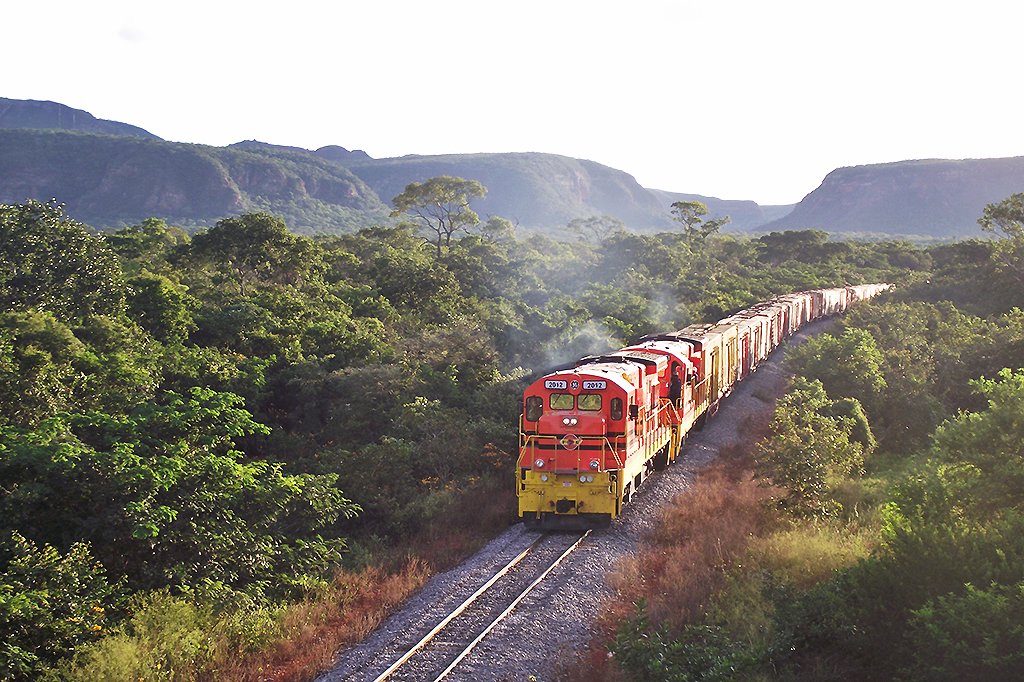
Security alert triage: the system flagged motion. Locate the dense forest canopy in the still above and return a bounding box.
[1,187,1022,680]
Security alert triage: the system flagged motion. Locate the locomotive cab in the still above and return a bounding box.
[518,364,640,528]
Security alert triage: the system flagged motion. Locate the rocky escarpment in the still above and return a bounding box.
[0,97,159,139]
[0,130,387,231]
[8,97,1020,239]
[342,152,675,231]
[761,157,1024,238]
[647,188,795,233]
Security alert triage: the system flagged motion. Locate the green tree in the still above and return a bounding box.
[0,311,157,428]
[566,214,624,243]
[105,218,189,275]
[756,230,830,266]
[0,311,86,427]
[125,273,198,344]
[929,368,1024,514]
[978,192,1024,286]
[0,388,359,598]
[755,378,865,516]
[904,581,1024,680]
[670,200,730,247]
[825,397,877,454]
[786,327,887,412]
[390,176,487,259]
[188,213,324,295]
[0,200,125,322]
[0,533,121,681]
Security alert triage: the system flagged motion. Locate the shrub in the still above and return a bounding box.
[904,582,1024,680]
[755,378,864,517]
[0,533,121,681]
[65,591,212,682]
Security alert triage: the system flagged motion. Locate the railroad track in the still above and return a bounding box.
[371,530,590,682]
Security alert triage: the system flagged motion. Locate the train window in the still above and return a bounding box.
[578,394,602,411]
[549,393,573,410]
[525,396,543,422]
[610,397,623,420]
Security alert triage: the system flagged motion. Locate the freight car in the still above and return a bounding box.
[516,284,890,529]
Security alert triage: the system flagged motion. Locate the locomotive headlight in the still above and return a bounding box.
[570,418,578,425]
[540,474,549,482]
[579,474,588,483]
[535,458,545,468]
[562,417,571,425]
[589,459,600,470]
[586,475,594,482]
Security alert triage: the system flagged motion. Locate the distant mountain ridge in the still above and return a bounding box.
[646,189,793,232]
[340,151,676,231]
[0,129,387,232]
[1,97,1022,238]
[0,97,773,233]
[0,97,159,139]
[761,157,1024,238]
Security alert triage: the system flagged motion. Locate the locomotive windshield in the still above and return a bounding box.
[578,394,602,411]
[549,393,573,410]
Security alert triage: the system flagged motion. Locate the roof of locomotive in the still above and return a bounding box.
[527,361,638,394]
[622,340,694,366]
[578,349,668,374]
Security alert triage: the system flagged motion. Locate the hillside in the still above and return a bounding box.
[0,98,729,233]
[0,97,159,139]
[338,151,675,231]
[4,97,1022,239]
[647,188,794,232]
[0,129,388,232]
[761,157,1024,238]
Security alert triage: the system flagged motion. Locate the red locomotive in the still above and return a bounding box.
[516,284,890,529]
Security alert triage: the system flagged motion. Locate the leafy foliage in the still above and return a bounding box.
[390,176,487,258]
[0,200,124,321]
[0,388,358,600]
[755,378,865,516]
[0,533,120,680]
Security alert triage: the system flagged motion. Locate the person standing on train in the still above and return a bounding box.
[668,366,683,408]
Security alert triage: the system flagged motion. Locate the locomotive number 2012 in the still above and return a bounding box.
[544,380,568,389]
[582,380,606,390]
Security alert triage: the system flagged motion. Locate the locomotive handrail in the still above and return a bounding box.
[517,431,624,470]
[657,397,681,425]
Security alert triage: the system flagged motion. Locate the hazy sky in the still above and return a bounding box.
[6,1,1021,205]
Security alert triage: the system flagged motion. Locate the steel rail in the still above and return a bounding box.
[432,529,592,682]
[372,532,550,682]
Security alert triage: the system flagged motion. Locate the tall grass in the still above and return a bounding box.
[569,453,777,681]
[572,417,887,680]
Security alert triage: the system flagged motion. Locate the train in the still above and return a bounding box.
[516,284,891,529]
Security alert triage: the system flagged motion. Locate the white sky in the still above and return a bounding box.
[5,1,1022,205]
